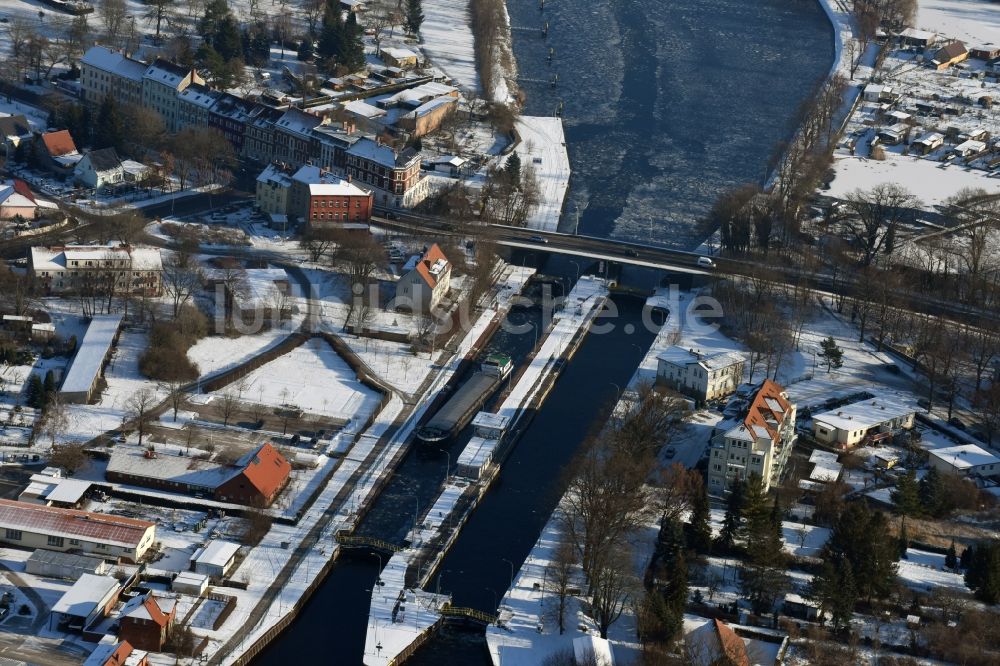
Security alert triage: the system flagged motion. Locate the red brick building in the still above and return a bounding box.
[118,593,175,652]
[82,639,149,666]
[216,443,292,507]
[289,164,373,229]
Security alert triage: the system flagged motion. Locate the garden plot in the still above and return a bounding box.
[897,547,969,593]
[209,339,380,422]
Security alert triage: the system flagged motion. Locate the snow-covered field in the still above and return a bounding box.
[897,547,968,593]
[207,338,381,421]
[827,155,1000,208]
[418,0,481,94]
[915,0,1000,47]
[515,116,571,232]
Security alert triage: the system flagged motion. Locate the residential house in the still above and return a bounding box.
[82,639,148,666]
[395,243,451,312]
[686,619,750,666]
[0,180,40,220]
[74,148,125,189]
[345,137,426,209]
[313,123,362,170]
[656,346,745,403]
[30,244,164,297]
[141,58,205,133]
[37,130,82,174]
[811,396,915,448]
[209,93,256,153]
[912,132,944,154]
[289,164,373,227]
[971,46,1000,61]
[118,593,176,652]
[0,114,32,153]
[80,46,146,107]
[863,83,894,103]
[49,574,121,632]
[381,47,419,69]
[931,41,969,70]
[255,163,294,217]
[950,139,987,158]
[242,105,284,164]
[273,108,326,167]
[106,442,291,507]
[0,499,156,561]
[175,83,220,132]
[707,380,796,494]
[426,155,469,176]
[929,444,1000,478]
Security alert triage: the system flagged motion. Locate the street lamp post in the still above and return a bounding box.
[501,558,515,591]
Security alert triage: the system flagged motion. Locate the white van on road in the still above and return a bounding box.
[696,257,716,268]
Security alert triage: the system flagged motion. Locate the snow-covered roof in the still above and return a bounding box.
[178,84,218,109]
[382,47,418,61]
[810,459,843,482]
[51,574,120,617]
[407,96,456,119]
[347,137,419,169]
[952,139,986,154]
[455,435,499,476]
[60,314,123,396]
[143,58,191,88]
[929,444,1000,470]
[275,109,323,137]
[291,164,371,197]
[31,245,162,272]
[344,99,387,119]
[914,132,944,145]
[812,396,914,432]
[657,345,744,372]
[381,81,457,107]
[81,46,145,82]
[192,539,241,568]
[809,449,839,464]
[106,449,234,490]
[900,28,936,41]
[257,164,293,187]
[45,479,92,505]
[471,412,509,431]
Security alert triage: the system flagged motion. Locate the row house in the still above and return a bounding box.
[272,108,326,167]
[79,46,145,107]
[243,106,285,164]
[314,124,362,170]
[175,83,219,132]
[345,137,427,209]
[707,380,796,494]
[209,93,258,154]
[141,59,204,133]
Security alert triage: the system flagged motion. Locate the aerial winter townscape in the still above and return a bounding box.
[0,0,998,663]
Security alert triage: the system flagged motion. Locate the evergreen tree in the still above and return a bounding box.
[405,0,424,35]
[831,559,857,630]
[213,15,243,61]
[898,518,909,559]
[26,374,46,410]
[43,370,55,394]
[200,0,230,38]
[317,0,344,65]
[823,503,899,603]
[891,468,921,516]
[297,39,315,61]
[505,151,522,182]
[340,11,365,70]
[685,484,713,555]
[945,540,958,569]
[740,493,789,615]
[965,540,1000,604]
[715,477,745,553]
[818,335,844,373]
[961,545,973,569]
[94,95,124,152]
[919,466,949,517]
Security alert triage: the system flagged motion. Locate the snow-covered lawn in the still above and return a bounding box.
[781,522,831,559]
[915,0,1000,46]
[827,155,1000,210]
[207,338,381,422]
[897,547,969,593]
[418,0,480,94]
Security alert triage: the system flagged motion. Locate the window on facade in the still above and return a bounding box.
[47,535,64,547]
[4,529,21,540]
[96,543,106,550]
[69,539,80,546]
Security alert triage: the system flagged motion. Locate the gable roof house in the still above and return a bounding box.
[288,163,373,227]
[931,41,969,70]
[75,148,126,189]
[50,573,122,632]
[395,243,451,312]
[82,638,148,666]
[0,114,33,152]
[176,83,220,132]
[0,180,40,220]
[117,592,176,652]
[708,380,796,494]
[79,46,146,107]
[345,137,427,209]
[37,130,82,173]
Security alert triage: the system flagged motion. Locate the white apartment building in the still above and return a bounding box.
[811,396,916,448]
[30,244,163,296]
[656,346,745,403]
[79,46,145,107]
[707,380,796,494]
[141,59,205,133]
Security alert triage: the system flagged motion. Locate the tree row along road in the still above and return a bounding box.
[373,214,1000,330]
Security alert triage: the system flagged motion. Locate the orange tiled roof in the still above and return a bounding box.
[414,243,448,289]
[743,379,790,442]
[41,130,78,157]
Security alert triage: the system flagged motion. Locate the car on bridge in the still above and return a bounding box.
[697,257,716,268]
[528,235,548,244]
